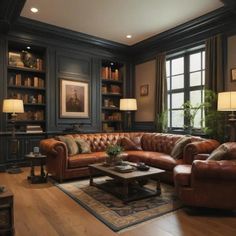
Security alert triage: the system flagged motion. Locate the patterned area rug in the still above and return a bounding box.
[57,177,182,232]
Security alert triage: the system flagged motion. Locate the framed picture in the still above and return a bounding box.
[8,52,24,67]
[60,79,89,118]
[231,68,236,82]
[140,84,149,96]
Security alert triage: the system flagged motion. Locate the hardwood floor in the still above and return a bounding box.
[1,167,236,236]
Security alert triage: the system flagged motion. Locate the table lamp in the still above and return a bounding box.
[3,99,24,173]
[120,98,137,130]
[217,91,236,141]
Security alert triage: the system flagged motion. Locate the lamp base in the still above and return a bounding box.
[7,165,23,174]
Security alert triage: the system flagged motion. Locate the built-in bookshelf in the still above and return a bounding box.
[101,60,124,132]
[7,42,46,133]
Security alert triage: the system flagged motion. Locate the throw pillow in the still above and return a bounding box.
[120,136,142,151]
[75,138,91,154]
[57,136,79,156]
[171,136,192,159]
[207,144,228,161]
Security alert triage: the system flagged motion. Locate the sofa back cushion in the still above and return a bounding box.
[57,135,79,156]
[69,132,144,152]
[141,133,203,155]
[120,136,142,151]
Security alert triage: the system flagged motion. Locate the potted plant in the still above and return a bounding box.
[105,144,123,165]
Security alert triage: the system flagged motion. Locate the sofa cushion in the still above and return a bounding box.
[171,136,192,159]
[126,151,183,171]
[74,138,91,154]
[120,137,142,151]
[174,165,192,186]
[68,152,107,168]
[207,143,228,161]
[57,135,79,156]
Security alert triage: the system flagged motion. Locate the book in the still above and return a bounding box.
[38,78,44,88]
[34,77,39,87]
[15,74,22,86]
[26,125,43,133]
[114,165,134,173]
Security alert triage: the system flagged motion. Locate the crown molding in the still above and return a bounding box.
[0,0,25,33]
[12,17,129,54]
[130,7,236,62]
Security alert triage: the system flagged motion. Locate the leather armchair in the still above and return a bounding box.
[174,151,236,209]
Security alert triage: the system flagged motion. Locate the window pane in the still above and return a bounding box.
[172,75,184,89]
[190,90,202,107]
[168,94,170,108]
[190,52,201,72]
[167,77,170,90]
[166,61,170,77]
[168,109,170,127]
[202,51,205,69]
[202,70,205,85]
[172,93,184,109]
[171,57,184,75]
[172,110,184,127]
[190,72,201,87]
[193,109,202,128]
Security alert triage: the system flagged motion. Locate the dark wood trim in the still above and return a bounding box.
[130,7,236,63]
[14,17,129,54]
[0,0,26,33]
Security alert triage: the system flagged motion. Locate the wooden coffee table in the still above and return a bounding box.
[89,163,165,202]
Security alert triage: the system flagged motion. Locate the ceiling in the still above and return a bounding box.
[21,0,224,46]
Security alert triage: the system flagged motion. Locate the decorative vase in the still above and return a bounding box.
[106,154,122,166]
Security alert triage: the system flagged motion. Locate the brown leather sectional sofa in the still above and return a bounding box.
[40,132,220,183]
[174,142,236,209]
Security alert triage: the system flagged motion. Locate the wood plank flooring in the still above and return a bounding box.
[0,167,236,236]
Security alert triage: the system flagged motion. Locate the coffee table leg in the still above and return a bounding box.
[89,168,94,186]
[156,179,161,194]
[122,182,129,198]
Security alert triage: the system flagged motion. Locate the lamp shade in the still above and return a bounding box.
[3,99,24,113]
[120,98,137,111]
[218,92,236,111]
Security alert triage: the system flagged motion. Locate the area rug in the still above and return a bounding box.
[56,177,182,232]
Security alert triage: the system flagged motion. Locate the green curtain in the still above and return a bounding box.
[155,53,167,132]
[205,34,224,92]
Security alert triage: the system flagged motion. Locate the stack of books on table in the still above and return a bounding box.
[26,125,43,133]
[114,164,134,173]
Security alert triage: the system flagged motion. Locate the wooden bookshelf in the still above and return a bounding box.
[101,60,124,132]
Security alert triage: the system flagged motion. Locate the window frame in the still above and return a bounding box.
[166,47,205,131]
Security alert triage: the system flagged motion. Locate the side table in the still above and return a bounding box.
[25,153,47,184]
[0,189,14,235]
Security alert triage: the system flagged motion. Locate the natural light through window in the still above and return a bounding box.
[166,48,205,131]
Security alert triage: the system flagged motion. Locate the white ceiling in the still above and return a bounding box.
[21,0,223,46]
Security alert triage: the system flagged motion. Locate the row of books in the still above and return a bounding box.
[9,74,45,88]
[102,85,121,94]
[16,110,44,121]
[26,125,43,133]
[102,112,121,121]
[10,93,44,104]
[101,67,120,80]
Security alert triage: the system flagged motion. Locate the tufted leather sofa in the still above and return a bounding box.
[174,142,236,209]
[40,132,220,182]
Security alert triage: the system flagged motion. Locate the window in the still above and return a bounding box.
[166,49,205,130]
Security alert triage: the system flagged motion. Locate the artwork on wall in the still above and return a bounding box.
[60,78,89,118]
[231,68,236,82]
[140,84,149,96]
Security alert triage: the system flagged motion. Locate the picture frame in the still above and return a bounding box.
[140,84,149,96]
[60,78,89,118]
[231,68,236,82]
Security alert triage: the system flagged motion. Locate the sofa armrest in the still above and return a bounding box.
[40,138,68,182]
[192,160,236,180]
[183,139,220,164]
[40,138,67,156]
